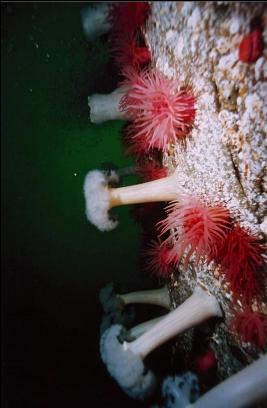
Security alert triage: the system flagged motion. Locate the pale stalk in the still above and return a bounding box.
[191,354,267,408]
[109,171,182,208]
[129,316,165,339]
[125,287,222,359]
[88,88,130,124]
[117,166,136,177]
[118,286,171,310]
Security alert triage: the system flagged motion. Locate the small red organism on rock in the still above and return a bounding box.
[194,349,217,374]
[239,29,263,63]
[229,308,267,349]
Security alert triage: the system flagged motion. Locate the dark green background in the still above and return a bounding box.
[1,3,161,407]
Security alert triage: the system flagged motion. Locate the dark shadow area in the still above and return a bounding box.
[1,3,156,407]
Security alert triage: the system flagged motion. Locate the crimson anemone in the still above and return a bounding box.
[144,239,178,278]
[120,67,196,152]
[108,2,150,39]
[229,308,267,349]
[111,32,151,70]
[218,225,265,302]
[122,124,152,157]
[159,196,230,267]
[135,160,168,182]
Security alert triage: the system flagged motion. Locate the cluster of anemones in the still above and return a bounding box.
[156,195,266,348]
[83,3,266,352]
[107,6,196,276]
[85,3,196,153]
[117,66,196,250]
[81,2,150,69]
[84,165,267,348]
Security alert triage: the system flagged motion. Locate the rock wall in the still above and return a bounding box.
[144,1,267,379]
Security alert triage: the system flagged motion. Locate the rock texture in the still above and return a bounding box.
[144,1,267,380]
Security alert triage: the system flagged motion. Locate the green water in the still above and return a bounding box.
[2,3,158,407]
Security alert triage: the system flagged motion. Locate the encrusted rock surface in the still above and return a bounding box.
[144,1,267,380]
